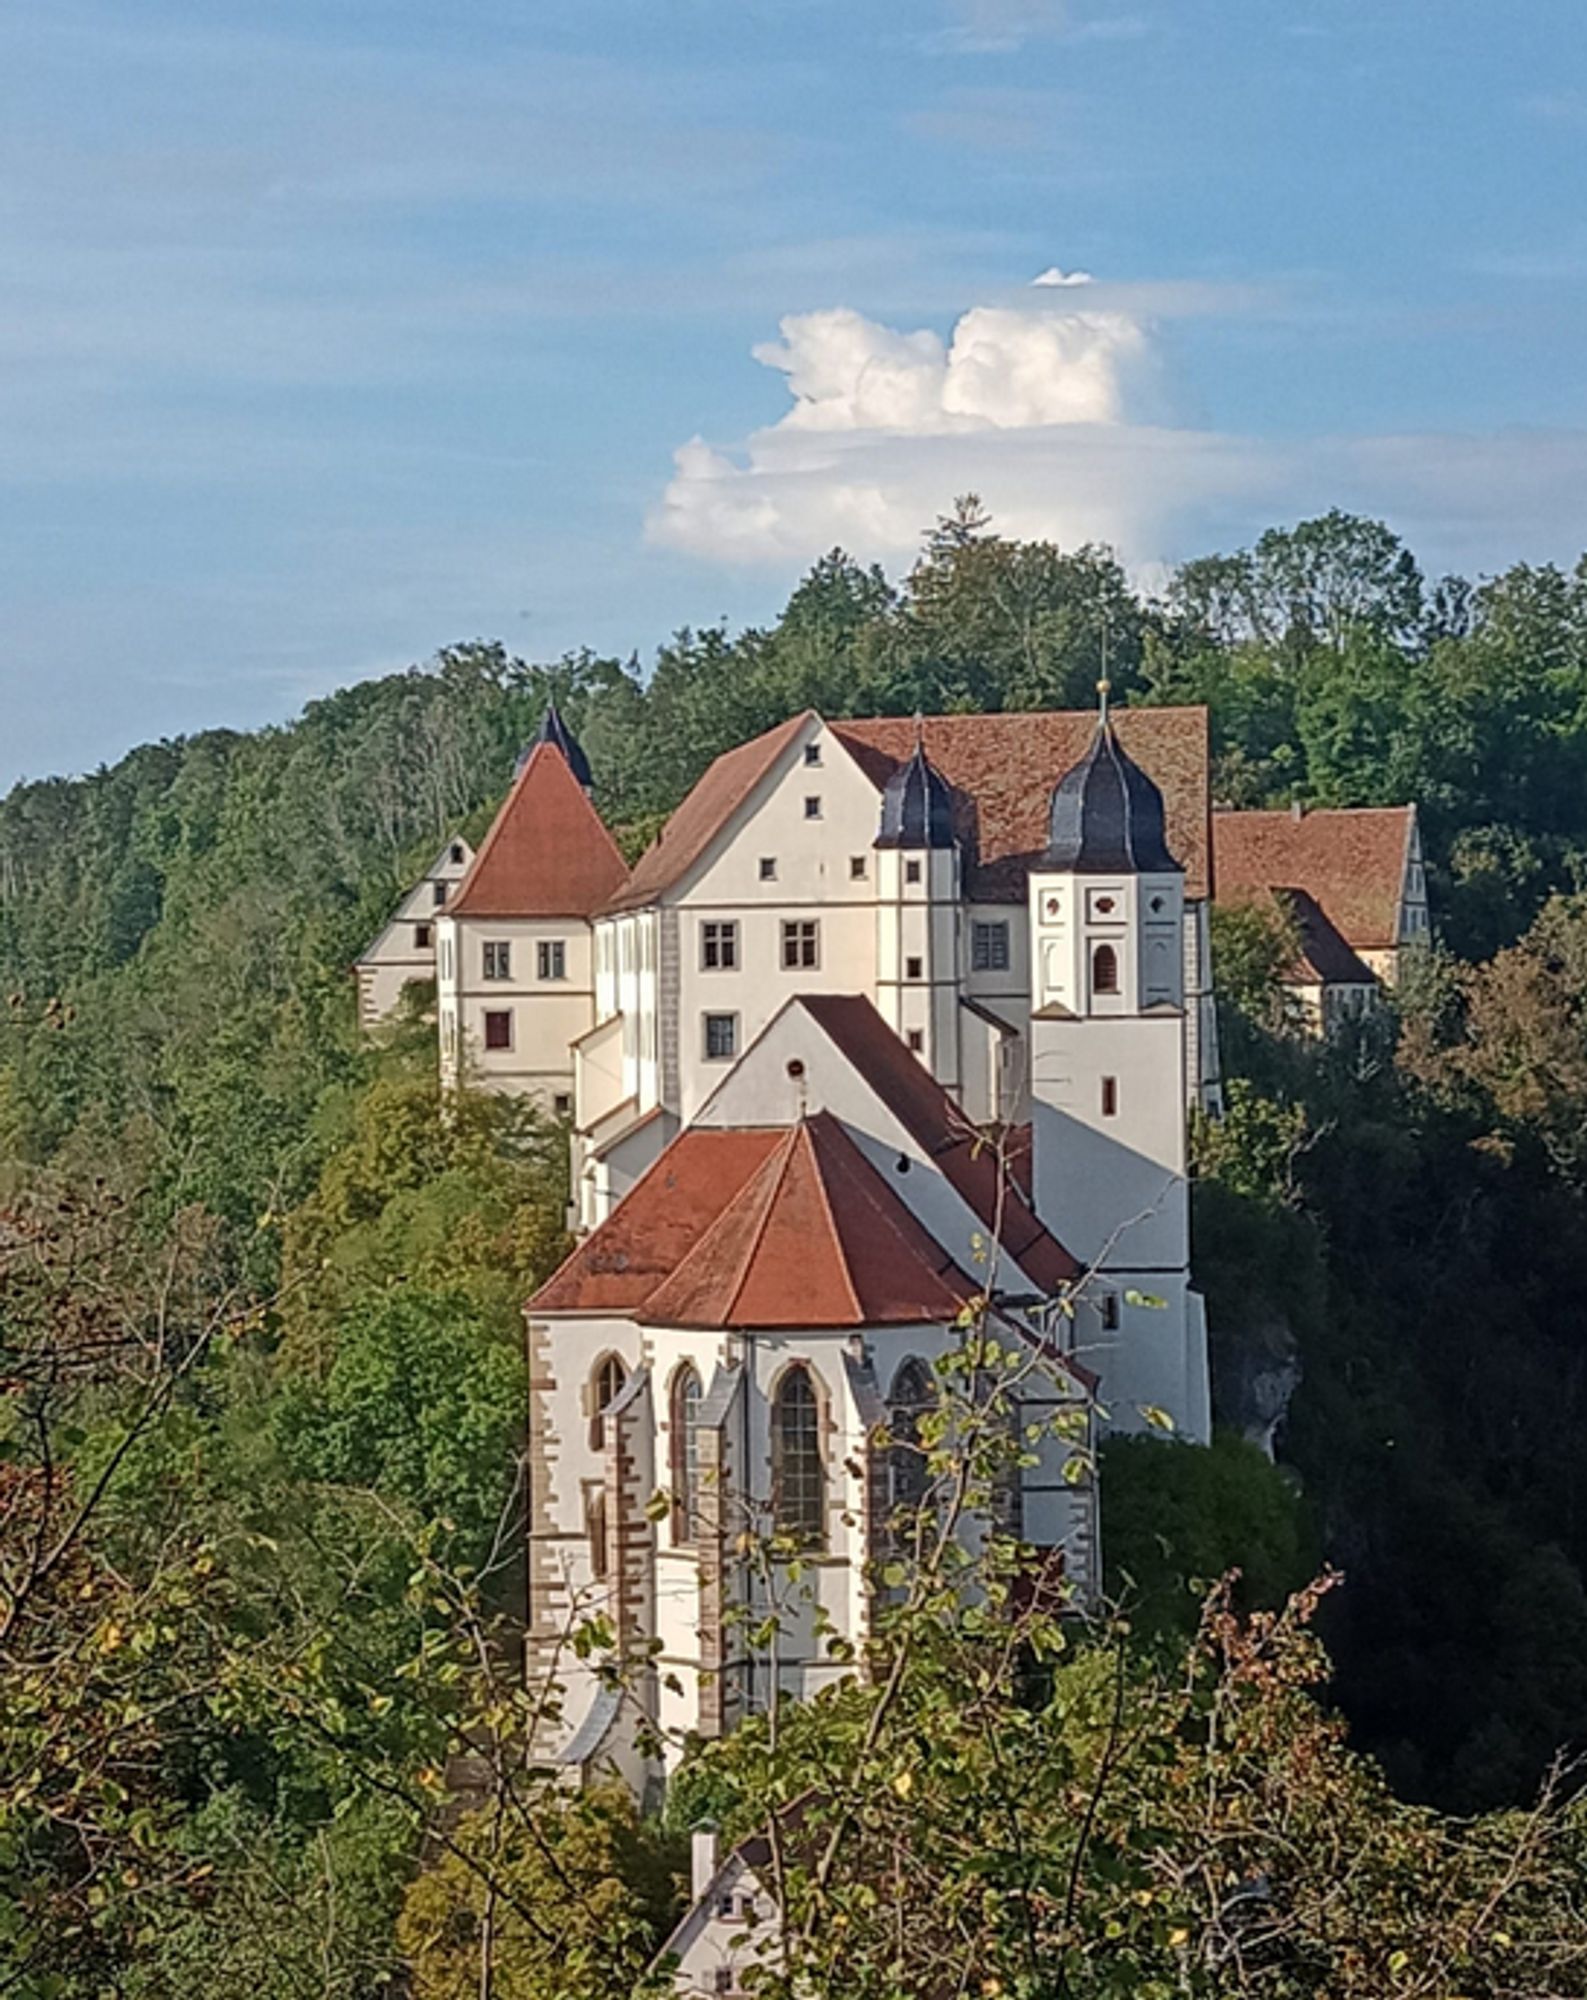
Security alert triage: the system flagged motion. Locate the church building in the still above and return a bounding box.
[522,706,1211,1787]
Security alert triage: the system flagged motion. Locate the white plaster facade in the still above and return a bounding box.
[436,913,593,1115]
[575,711,1222,1230]
[352,837,472,1028]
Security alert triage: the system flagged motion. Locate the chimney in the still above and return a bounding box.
[692,1824,720,1902]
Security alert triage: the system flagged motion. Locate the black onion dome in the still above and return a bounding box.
[874,743,956,850]
[1045,722,1179,874]
[517,699,593,789]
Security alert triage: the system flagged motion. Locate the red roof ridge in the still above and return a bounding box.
[602,712,815,913]
[797,1117,866,1323]
[794,995,1081,1287]
[1212,804,1415,950]
[449,742,629,919]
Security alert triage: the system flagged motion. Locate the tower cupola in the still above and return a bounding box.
[518,699,593,791]
[874,742,955,850]
[1045,717,1178,876]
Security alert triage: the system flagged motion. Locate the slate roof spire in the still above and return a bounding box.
[1044,690,1180,875]
[517,698,593,792]
[874,728,956,850]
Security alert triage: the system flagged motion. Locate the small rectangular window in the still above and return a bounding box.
[432,881,447,907]
[781,920,819,971]
[905,858,922,884]
[759,857,777,882]
[483,941,511,981]
[803,742,822,767]
[537,940,566,981]
[1101,1075,1118,1117]
[905,955,923,981]
[414,922,433,950]
[971,920,1010,973]
[1100,1292,1120,1331]
[449,842,464,865]
[553,1091,572,1117]
[703,1013,738,1062]
[906,1029,924,1053]
[483,1010,512,1051]
[849,855,867,880]
[700,920,739,971]
[804,796,822,820]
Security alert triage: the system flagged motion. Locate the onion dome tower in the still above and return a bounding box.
[1024,684,1206,1442]
[873,727,961,1088]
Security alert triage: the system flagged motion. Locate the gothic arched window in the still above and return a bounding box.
[771,1365,825,1549]
[1091,942,1120,996]
[888,1357,935,1525]
[587,1488,608,1580]
[671,1364,703,1545]
[590,1355,627,1452]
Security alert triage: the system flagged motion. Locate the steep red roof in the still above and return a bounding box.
[798,995,1081,1290]
[448,744,629,919]
[603,714,809,913]
[529,1128,787,1315]
[1213,807,1413,952]
[529,1115,977,1328]
[833,708,1211,901]
[604,707,1209,915]
[1276,888,1377,987]
[645,1115,977,1331]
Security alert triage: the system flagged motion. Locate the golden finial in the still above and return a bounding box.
[1097,675,1112,725]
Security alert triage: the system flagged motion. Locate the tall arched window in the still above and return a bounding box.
[1091,942,1120,996]
[771,1365,824,1549]
[590,1355,627,1452]
[670,1364,703,1545]
[887,1358,935,1526]
[587,1489,608,1580]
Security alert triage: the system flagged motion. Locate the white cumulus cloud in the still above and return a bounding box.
[646,288,1587,581]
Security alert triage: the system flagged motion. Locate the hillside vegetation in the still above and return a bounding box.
[8,505,1587,1991]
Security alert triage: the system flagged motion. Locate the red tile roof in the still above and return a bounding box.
[833,708,1211,901]
[1276,888,1377,987]
[645,1115,978,1330]
[798,995,1081,1289]
[529,1128,787,1315]
[448,743,630,919]
[528,1115,978,1329]
[603,714,809,913]
[603,707,1210,915]
[1213,807,1413,951]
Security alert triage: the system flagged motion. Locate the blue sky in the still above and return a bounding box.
[4,0,1587,788]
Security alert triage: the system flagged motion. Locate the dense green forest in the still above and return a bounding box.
[9,505,1587,1993]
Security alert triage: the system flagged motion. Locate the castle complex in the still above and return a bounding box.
[358,699,1426,1794]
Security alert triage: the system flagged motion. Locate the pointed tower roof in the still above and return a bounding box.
[1045,704,1180,876]
[448,742,629,919]
[874,738,956,850]
[517,699,593,791]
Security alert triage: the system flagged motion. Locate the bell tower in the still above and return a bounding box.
[1027,689,1208,1440]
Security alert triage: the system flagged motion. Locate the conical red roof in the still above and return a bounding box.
[448,743,628,919]
[531,1114,978,1330]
